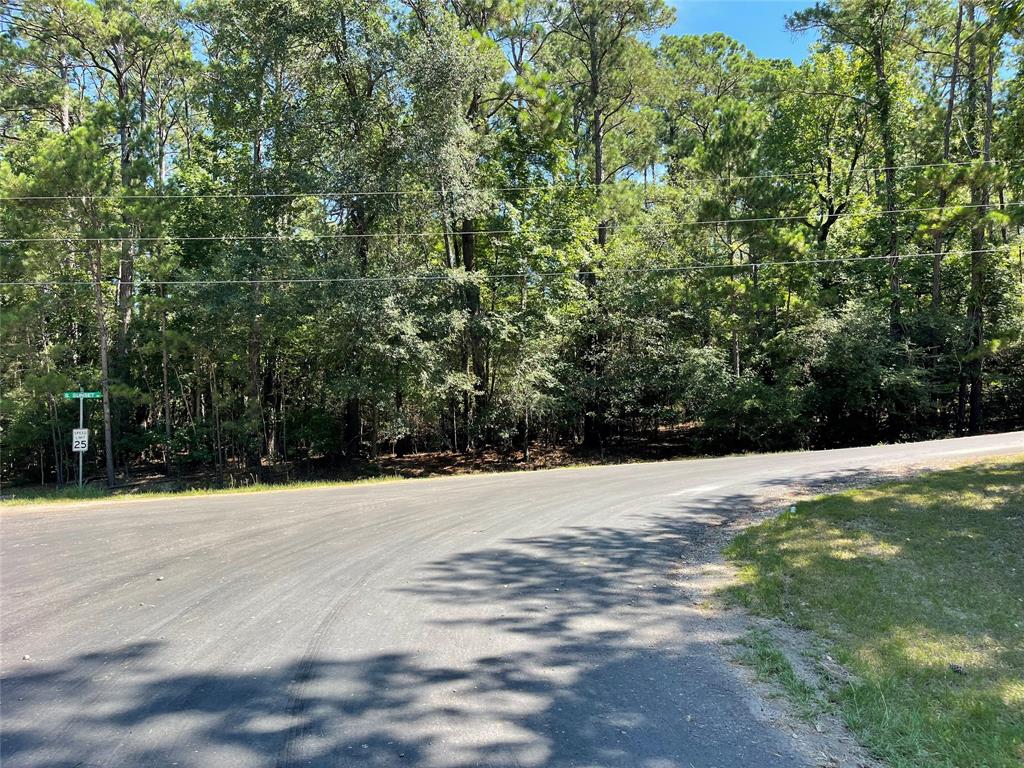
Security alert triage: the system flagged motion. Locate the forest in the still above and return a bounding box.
[1,0,1022,488]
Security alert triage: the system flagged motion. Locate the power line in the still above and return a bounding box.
[0,159,1017,203]
[667,158,1020,186]
[2,201,1016,244]
[3,248,1003,288]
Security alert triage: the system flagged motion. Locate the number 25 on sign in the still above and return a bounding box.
[72,428,90,453]
[65,386,98,488]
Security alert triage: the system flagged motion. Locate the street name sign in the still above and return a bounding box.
[64,391,101,399]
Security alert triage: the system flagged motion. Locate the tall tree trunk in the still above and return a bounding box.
[264,353,278,460]
[114,57,135,357]
[522,403,530,463]
[246,304,263,474]
[587,3,607,249]
[962,2,989,435]
[967,229,985,434]
[210,362,224,479]
[462,217,487,445]
[48,397,63,487]
[933,1,964,306]
[344,397,361,458]
[160,286,173,475]
[115,231,135,355]
[582,11,605,450]
[89,241,116,487]
[873,41,902,341]
[966,42,993,434]
[154,131,172,476]
[344,203,371,458]
[593,107,606,249]
[58,51,71,134]
[246,127,267,473]
[731,330,741,378]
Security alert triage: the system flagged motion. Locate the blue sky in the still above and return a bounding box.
[666,0,817,61]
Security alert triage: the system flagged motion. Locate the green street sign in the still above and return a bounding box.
[64,391,102,399]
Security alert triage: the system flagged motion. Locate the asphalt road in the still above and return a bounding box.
[2,433,1022,768]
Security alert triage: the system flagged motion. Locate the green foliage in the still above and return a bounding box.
[1,0,1022,485]
[802,302,931,444]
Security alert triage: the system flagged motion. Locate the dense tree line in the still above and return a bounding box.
[1,0,1022,487]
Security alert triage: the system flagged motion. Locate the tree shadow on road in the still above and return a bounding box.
[2,642,797,767]
[1,466,889,768]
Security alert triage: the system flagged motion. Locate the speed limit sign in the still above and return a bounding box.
[72,428,90,453]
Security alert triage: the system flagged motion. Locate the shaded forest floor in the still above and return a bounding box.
[1,431,714,503]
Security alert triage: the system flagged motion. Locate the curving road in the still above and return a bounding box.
[2,432,1022,768]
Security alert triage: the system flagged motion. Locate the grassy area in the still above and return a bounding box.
[734,627,824,720]
[0,455,639,507]
[0,474,407,507]
[725,458,1024,768]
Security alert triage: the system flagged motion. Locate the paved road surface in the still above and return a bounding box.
[2,433,1022,768]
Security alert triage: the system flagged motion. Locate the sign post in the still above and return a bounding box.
[78,386,84,488]
[64,388,101,488]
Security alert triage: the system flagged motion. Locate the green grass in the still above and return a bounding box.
[0,474,407,507]
[734,627,825,720]
[0,457,636,507]
[725,457,1024,768]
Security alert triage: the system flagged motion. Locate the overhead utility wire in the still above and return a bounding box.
[2,201,1017,244]
[3,248,1002,288]
[0,159,1018,202]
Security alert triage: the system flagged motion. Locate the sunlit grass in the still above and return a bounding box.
[0,456,647,507]
[0,474,407,507]
[725,457,1024,768]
